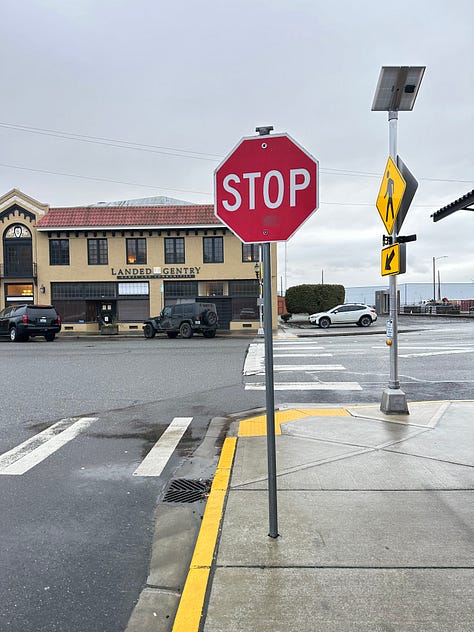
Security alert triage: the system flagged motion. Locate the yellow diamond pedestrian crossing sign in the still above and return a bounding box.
[376,156,406,234]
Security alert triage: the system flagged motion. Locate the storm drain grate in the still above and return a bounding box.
[162,478,212,503]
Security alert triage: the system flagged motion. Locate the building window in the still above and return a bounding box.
[203,237,223,263]
[118,282,149,295]
[126,238,146,264]
[164,281,198,298]
[3,224,33,277]
[242,244,260,262]
[165,237,185,264]
[51,282,116,299]
[49,239,70,265]
[228,280,259,295]
[88,238,108,265]
[5,224,31,239]
[205,282,224,296]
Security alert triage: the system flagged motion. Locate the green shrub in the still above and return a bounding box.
[285,284,345,315]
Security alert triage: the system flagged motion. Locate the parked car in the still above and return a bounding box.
[143,302,218,339]
[0,304,62,341]
[309,303,377,328]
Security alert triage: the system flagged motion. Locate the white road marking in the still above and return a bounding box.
[246,382,362,391]
[273,345,326,350]
[133,417,192,477]
[274,364,345,371]
[0,417,97,476]
[399,349,474,358]
[273,353,333,358]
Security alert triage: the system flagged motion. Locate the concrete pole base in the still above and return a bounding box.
[380,388,410,415]
[257,328,264,335]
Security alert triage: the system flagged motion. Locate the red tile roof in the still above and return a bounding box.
[36,205,221,229]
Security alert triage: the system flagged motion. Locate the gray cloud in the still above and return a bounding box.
[1,0,472,288]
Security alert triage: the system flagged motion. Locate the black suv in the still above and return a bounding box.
[0,304,62,342]
[143,302,218,339]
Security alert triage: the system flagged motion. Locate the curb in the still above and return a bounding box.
[171,437,237,631]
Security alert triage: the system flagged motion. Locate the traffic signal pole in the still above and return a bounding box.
[381,111,409,414]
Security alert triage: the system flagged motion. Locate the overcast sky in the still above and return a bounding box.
[1,0,473,290]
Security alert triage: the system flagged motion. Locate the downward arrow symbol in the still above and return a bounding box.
[385,250,395,270]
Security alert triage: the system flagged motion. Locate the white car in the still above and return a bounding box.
[309,303,377,328]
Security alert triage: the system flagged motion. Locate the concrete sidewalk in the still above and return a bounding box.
[173,400,474,631]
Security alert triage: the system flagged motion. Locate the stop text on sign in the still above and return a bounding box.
[222,169,311,211]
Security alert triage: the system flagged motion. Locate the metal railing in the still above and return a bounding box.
[0,262,37,279]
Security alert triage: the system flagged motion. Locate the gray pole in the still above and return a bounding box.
[380,111,409,413]
[389,111,399,389]
[263,241,278,538]
[258,244,264,335]
[254,125,278,537]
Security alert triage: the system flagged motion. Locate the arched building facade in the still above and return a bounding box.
[0,189,277,333]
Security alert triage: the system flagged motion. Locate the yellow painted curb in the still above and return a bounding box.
[238,407,349,437]
[172,436,236,632]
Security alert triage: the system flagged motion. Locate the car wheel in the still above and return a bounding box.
[203,329,216,338]
[9,326,19,342]
[45,333,55,342]
[166,332,178,338]
[359,315,372,327]
[319,317,331,329]
[179,322,193,338]
[143,323,156,338]
[203,310,218,326]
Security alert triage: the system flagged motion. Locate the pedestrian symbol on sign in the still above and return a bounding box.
[384,170,395,222]
[376,156,406,234]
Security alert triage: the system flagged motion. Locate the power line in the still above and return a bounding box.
[0,162,210,197]
[0,122,221,161]
[0,161,439,207]
[1,120,473,185]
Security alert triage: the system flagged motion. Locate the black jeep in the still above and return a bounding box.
[143,302,218,339]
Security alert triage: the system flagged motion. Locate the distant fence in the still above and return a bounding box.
[402,304,461,315]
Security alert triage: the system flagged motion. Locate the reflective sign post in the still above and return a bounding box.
[383,110,409,412]
[372,66,425,414]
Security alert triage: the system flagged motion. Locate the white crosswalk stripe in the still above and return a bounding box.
[0,415,193,478]
[133,417,193,477]
[274,364,345,371]
[244,340,363,393]
[0,417,98,476]
[246,382,362,391]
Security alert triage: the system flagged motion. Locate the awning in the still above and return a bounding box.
[431,189,474,222]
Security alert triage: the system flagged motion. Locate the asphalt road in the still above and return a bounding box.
[0,317,472,631]
[268,315,474,404]
[0,335,259,632]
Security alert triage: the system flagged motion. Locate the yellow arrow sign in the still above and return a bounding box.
[376,156,406,234]
[381,243,406,276]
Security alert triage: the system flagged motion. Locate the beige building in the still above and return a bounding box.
[0,189,277,333]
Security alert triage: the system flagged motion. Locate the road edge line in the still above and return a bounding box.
[171,436,237,632]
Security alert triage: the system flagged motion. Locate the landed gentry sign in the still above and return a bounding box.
[111,266,201,279]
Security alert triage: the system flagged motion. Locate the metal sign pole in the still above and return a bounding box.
[381,111,409,414]
[389,111,399,390]
[263,241,279,538]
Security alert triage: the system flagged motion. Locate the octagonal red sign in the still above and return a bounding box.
[214,133,319,243]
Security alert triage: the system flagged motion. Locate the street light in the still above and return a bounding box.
[372,66,425,415]
[433,256,448,302]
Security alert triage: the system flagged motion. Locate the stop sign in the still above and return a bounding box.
[214,133,319,243]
